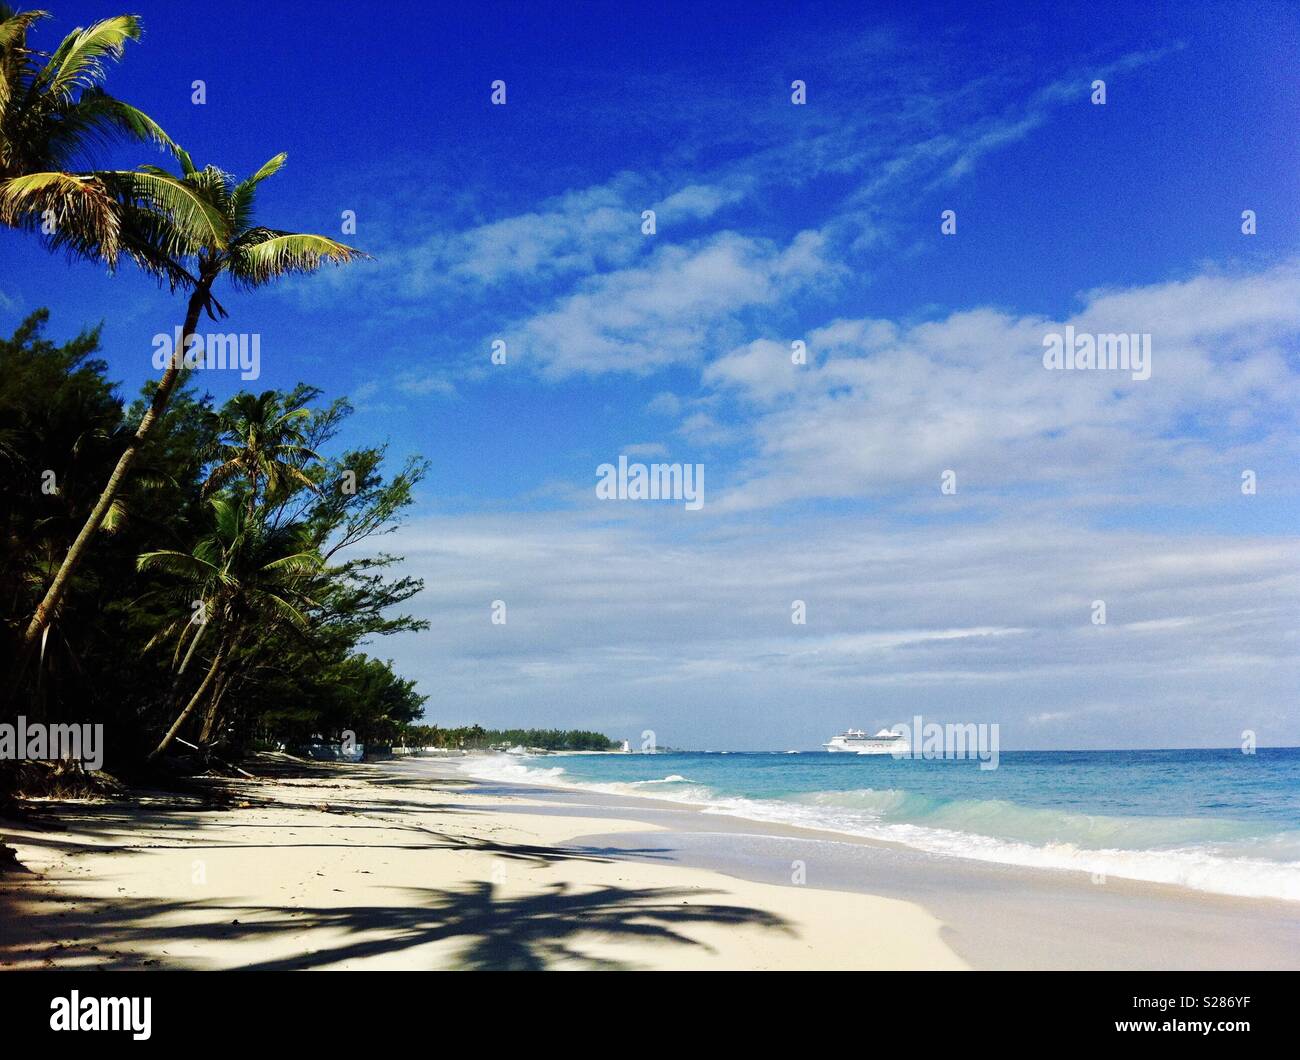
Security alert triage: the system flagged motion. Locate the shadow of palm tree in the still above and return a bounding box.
[3,880,792,970]
[233,881,792,970]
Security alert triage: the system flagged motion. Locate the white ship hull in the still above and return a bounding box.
[823,729,906,754]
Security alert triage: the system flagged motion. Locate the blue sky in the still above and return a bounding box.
[3,1,1299,748]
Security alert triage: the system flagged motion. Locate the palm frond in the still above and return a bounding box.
[0,170,120,260]
[61,87,178,155]
[253,589,312,629]
[0,8,50,52]
[228,230,367,288]
[208,493,243,527]
[39,14,142,103]
[228,151,285,230]
[101,496,125,533]
[260,550,321,577]
[189,163,232,216]
[115,199,207,289]
[266,462,321,498]
[0,9,49,119]
[140,614,187,655]
[201,460,246,496]
[106,168,228,249]
[137,548,219,580]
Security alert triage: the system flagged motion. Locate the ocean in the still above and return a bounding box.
[464,747,1300,901]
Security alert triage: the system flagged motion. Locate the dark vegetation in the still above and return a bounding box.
[1,312,431,776]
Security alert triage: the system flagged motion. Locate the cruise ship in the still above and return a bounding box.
[822,728,907,754]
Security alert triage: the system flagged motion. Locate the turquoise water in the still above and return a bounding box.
[466,748,1300,900]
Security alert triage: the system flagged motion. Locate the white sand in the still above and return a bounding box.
[0,762,966,971]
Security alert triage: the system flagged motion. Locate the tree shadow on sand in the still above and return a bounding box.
[3,880,793,970]
[234,881,793,970]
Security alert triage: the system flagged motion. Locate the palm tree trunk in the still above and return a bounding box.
[198,625,244,744]
[148,634,227,761]
[177,609,208,674]
[198,673,230,745]
[14,284,211,679]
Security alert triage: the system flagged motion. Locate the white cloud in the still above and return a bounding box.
[653,182,746,222]
[395,369,458,398]
[443,180,640,287]
[702,261,1300,511]
[512,230,838,377]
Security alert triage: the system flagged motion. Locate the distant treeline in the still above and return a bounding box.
[401,725,619,751]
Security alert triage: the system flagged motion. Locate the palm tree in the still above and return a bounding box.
[181,389,323,727]
[0,5,194,681]
[204,390,321,519]
[138,495,321,760]
[0,7,176,265]
[9,149,365,671]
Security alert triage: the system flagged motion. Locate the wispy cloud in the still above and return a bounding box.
[296,39,1186,400]
[383,512,1300,747]
[511,230,837,377]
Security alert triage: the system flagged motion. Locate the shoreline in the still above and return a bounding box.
[2,755,1296,970]
[441,756,1300,969]
[449,752,1300,904]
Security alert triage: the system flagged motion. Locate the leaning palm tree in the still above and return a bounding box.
[0,7,176,265]
[139,495,321,760]
[9,149,365,668]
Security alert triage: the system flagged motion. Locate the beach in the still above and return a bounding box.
[0,756,964,971]
[2,755,1296,971]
